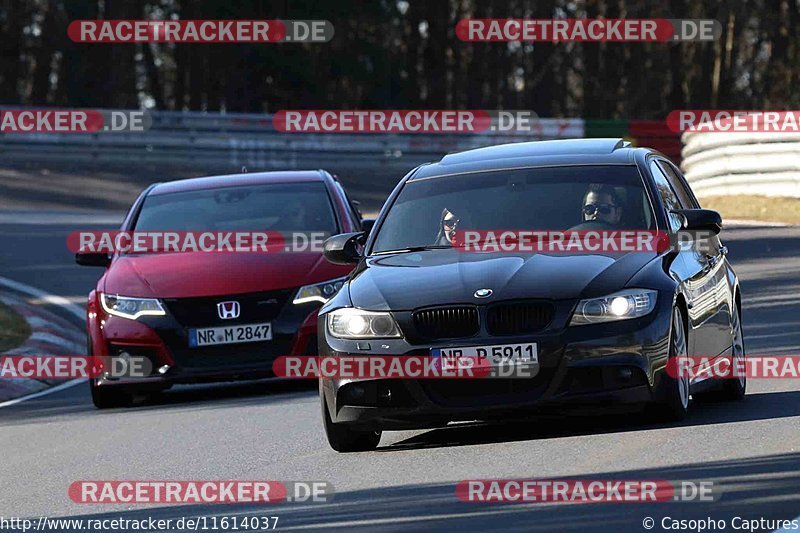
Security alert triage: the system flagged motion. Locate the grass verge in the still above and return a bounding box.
[0,300,31,352]
[699,196,800,225]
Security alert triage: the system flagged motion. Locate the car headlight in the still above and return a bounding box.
[100,293,166,320]
[293,277,348,305]
[327,308,402,339]
[570,289,657,326]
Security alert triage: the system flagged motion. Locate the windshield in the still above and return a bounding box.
[134,182,338,233]
[371,165,654,253]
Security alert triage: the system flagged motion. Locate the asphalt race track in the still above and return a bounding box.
[1,213,800,531]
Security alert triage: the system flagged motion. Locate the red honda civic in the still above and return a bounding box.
[76,170,366,408]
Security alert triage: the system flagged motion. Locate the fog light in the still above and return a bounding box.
[158,365,170,375]
[105,351,132,381]
[349,385,366,400]
[617,367,633,380]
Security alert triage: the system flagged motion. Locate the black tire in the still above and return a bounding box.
[651,307,690,421]
[89,379,133,409]
[321,395,381,453]
[86,337,132,409]
[694,301,746,402]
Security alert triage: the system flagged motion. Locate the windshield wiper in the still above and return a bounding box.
[371,245,452,256]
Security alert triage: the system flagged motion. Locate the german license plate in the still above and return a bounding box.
[431,342,538,366]
[189,322,272,347]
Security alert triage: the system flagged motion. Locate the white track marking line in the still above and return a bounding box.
[0,275,84,320]
[0,379,84,408]
[0,275,86,406]
[0,210,123,225]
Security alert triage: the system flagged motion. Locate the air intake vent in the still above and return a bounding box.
[486,301,553,335]
[413,306,479,339]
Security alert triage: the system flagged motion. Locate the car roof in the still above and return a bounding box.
[149,170,330,195]
[410,138,642,180]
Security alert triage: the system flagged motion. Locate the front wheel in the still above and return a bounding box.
[321,395,381,453]
[695,302,746,402]
[651,307,690,421]
[89,379,133,409]
[86,337,132,409]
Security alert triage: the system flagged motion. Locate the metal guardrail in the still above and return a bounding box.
[0,110,585,175]
[682,131,800,197]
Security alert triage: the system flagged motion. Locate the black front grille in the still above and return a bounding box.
[413,306,479,339]
[162,288,295,327]
[486,301,553,335]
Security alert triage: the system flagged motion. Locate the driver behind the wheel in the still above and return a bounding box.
[582,185,622,225]
[435,208,459,245]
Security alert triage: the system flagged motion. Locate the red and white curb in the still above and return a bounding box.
[0,278,85,404]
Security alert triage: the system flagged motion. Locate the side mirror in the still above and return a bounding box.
[323,232,366,265]
[671,209,722,235]
[75,252,111,267]
[361,218,376,234]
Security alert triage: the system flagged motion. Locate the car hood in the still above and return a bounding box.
[349,249,657,311]
[103,252,349,298]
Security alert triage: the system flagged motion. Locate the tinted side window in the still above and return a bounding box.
[649,160,685,233]
[333,180,362,230]
[658,161,699,208]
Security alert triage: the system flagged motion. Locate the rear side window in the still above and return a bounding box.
[334,180,362,229]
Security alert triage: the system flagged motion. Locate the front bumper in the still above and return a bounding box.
[89,295,320,391]
[319,294,673,430]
